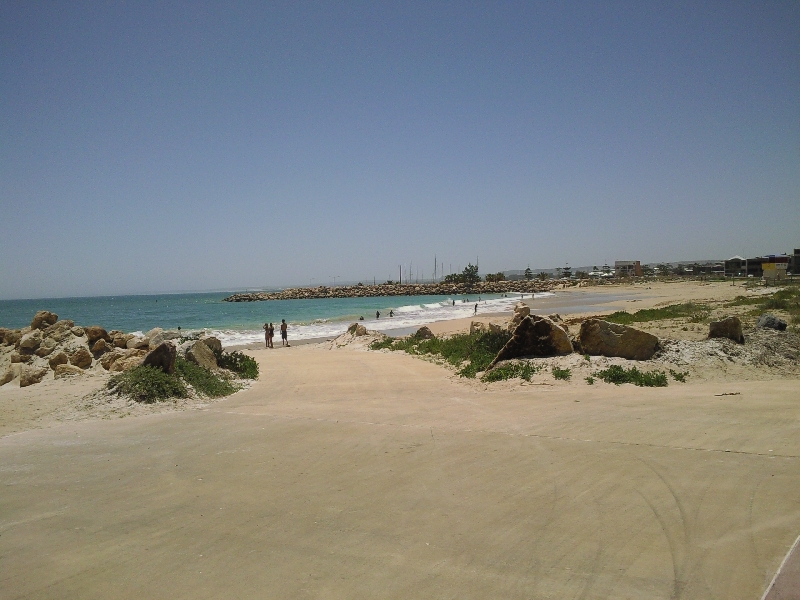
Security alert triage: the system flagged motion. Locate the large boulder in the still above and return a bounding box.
[198,336,222,354]
[34,337,58,357]
[757,314,787,331]
[2,329,22,346]
[91,338,110,357]
[109,350,146,372]
[30,310,58,330]
[413,326,434,340]
[126,336,150,350]
[142,342,176,375]
[186,340,218,370]
[20,364,48,387]
[54,364,85,379]
[346,323,368,337]
[490,315,573,368]
[0,363,20,386]
[507,302,531,332]
[18,330,43,353]
[10,351,31,364]
[69,347,93,369]
[48,351,69,370]
[99,350,125,370]
[708,316,744,344]
[578,320,660,361]
[71,326,85,337]
[0,328,9,345]
[84,326,111,346]
[43,320,75,344]
[112,333,133,348]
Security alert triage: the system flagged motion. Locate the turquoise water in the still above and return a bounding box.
[0,292,542,345]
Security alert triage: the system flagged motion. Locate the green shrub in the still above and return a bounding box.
[107,366,188,403]
[669,369,689,383]
[585,376,594,385]
[593,365,668,387]
[605,303,710,325]
[369,330,512,379]
[176,357,237,397]
[552,366,571,380]
[369,337,395,350]
[482,361,537,383]
[214,350,259,379]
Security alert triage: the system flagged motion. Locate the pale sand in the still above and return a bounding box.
[1,280,798,599]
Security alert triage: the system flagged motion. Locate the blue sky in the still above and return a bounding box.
[1,1,798,299]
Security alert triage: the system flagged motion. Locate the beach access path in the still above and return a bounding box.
[2,340,799,599]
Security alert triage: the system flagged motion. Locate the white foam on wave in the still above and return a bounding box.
[195,292,555,347]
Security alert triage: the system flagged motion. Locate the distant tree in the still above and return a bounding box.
[524,267,533,280]
[641,265,655,277]
[656,264,673,277]
[555,268,563,279]
[462,263,480,287]
[673,264,686,276]
[485,272,506,283]
[562,266,572,279]
[384,280,395,285]
[536,272,550,281]
[575,270,589,279]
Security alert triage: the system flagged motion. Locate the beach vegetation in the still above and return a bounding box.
[524,267,533,280]
[535,272,550,281]
[214,350,259,379]
[175,358,237,397]
[552,366,571,380]
[604,302,709,325]
[575,270,589,279]
[107,366,188,403]
[481,360,537,383]
[484,272,506,283]
[593,365,668,387]
[669,369,689,383]
[585,376,595,385]
[369,329,511,379]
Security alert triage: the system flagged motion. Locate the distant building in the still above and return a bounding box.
[762,255,790,281]
[615,261,642,277]
[724,254,793,279]
[791,249,800,275]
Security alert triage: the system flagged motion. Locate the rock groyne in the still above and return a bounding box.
[224,280,567,302]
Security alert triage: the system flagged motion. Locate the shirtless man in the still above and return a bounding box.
[263,323,269,348]
[280,319,289,347]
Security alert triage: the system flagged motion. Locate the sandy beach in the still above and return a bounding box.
[1,281,799,599]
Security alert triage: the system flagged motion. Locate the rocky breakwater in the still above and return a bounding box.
[0,311,222,388]
[224,280,562,302]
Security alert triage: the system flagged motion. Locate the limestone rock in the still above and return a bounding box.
[413,326,435,340]
[0,328,9,345]
[578,320,660,361]
[91,338,110,356]
[19,330,43,353]
[109,353,145,372]
[54,364,85,379]
[49,351,69,370]
[757,313,787,331]
[112,333,133,348]
[708,316,744,344]
[127,336,150,350]
[43,320,75,343]
[142,342,176,375]
[35,337,58,357]
[69,347,93,369]
[186,340,218,370]
[0,364,20,386]
[30,310,58,330]
[490,315,573,367]
[507,302,531,332]
[71,326,85,337]
[346,323,368,337]
[84,325,111,346]
[198,336,222,354]
[20,364,48,387]
[11,351,31,364]
[99,350,124,370]
[145,327,164,341]
[470,321,488,335]
[3,329,22,347]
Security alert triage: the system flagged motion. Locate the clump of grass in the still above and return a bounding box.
[605,303,710,325]
[369,330,512,379]
[585,376,595,385]
[552,366,572,380]
[593,365,668,387]
[669,369,689,383]
[176,357,237,397]
[482,361,537,383]
[214,350,259,379]
[107,365,188,403]
[726,295,764,307]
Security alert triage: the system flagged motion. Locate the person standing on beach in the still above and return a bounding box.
[263,323,269,348]
[268,322,275,348]
[376,311,380,319]
[474,303,478,315]
[280,319,289,346]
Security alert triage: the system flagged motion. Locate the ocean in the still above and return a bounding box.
[0,291,554,347]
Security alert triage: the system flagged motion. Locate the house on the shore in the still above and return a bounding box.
[724,253,794,279]
[615,260,642,277]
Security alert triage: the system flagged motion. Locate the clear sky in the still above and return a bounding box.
[1,1,798,299]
